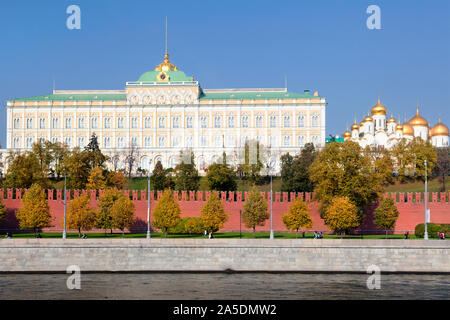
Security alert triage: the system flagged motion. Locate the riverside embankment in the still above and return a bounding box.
[0,239,449,273]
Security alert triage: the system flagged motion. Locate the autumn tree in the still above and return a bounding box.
[97,188,123,234]
[174,152,200,191]
[282,198,313,238]
[324,196,359,237]
[152,189,181,237]
[86,166,107,190]
[64,147,92,190]
[111,195,135,236]
[242,188,269,238]
[184,217,204,234]
[373,197,400,238]
[15,184,53,236]
[84,133,108,169]
[200,192,229,234]
[237,141,266,185]
[205,163,237,191]
[391,137,437,182]
[309,141,387,224]
[3,152,48,189]
[107,171,128,190]
[66,194,97,237]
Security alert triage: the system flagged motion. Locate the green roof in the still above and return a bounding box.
[12,93,127,102]
[199,90,322,100]
[138,70,193,82]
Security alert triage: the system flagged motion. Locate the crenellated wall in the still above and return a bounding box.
[0,189,449,233]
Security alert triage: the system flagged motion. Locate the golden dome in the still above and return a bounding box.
[155,52,178,72]
[351,122,359,131]
[363,111,373,123]
[402,116,415,136]
[431,118,449,137]
[371,98,387,116]
[343,130,352,139]
[387,114,397,123]
[409,105,428,127]
[396,123,403,131]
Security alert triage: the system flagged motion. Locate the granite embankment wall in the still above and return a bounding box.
[0,189,449,233]
[0,239,449,273]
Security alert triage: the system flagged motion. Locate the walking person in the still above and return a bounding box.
[204,230,207,239]
[208,231,212,239]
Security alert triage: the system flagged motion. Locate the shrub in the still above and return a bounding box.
[414,223,450,238]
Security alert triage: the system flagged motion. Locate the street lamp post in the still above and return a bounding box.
[147,173,151,239]
[266,161,274,240]
[239,210,242,239]
[62,174,67,239]
[424,160,428,240]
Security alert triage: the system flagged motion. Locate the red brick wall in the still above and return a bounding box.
[0,189,449,233]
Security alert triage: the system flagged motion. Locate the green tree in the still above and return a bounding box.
[309,141,386,224]
[150,161,174,191]
[15,184,53,236]
[152,189,181,237]
[111,195,135,236]
[237,141,265,185]
[325,196,359,236]
[84,133,108,169]
[205,163,237,191]
[282,198,313,238]
[200,192,228,234]
[174,152,200,191]
[434,147,450,192]
[281,143,316,192]
[66,194,97,237]
[242,187,269,238]
[373,197,400,238]
[31,141,53,177]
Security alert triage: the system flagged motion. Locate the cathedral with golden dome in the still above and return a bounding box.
[343,98,449,149]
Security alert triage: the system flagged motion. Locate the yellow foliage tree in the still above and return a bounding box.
[66,194,97,237]
[200,192,229,234]
[282,198,313,238]
[242,187,269,238]
[0,201,7,224]
[86,166,107,190]
[97,188,123,234]
[325,196,359,236]
[16,184,53,236]
[108,171,127,190]
[111,195,135,236]
[152,189,181,238]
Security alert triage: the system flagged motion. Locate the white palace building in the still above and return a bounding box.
[1,51,327,174]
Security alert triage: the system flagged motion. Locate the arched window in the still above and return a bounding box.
[185,135,193,148]
[159,116,165,128]
[200,135,208,147]
[241,115,249,128]
[14,118,20,129]
[172,116,180,128]
[131,136,138,147]
[256,115,263,128]
[311,114,320,127]
[131,117,138,129]
[65,117,72,129]
[117,136,124,148]
[298,135,305,146]
[13,137,20,148]
[39,118,46,129]
[78,136,85,148]
[144,117,152,128]
[283,135,291,147]
[26,118,33,129]
[64,136,72,148]
[283,115,291,128]
[144,136,152,148]
[228,115,235,128]
[269,115,277,128]
[158,135,166,147]
[78,117,85,129]
[104,136,111,148]
[214,115,221,128]
[297,115,305,128]
[117,117,124,129]
[104,117,111,129]
[186,116,193,128]
[200,116,208,128]
[91,117,98,129]
[172,135,180,147]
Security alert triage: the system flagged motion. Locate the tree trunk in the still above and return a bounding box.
[122,229,124,238]
[78,228,81,238]
[386,230,388,239]
[296,229,298,239]
[253,227,255,239]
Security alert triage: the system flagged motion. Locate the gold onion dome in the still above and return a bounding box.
[363,112,373,123]
[343,130,352,139]
[371,98,387,115]
[409,105,428,127]
[402,116,415,136]
[396,122,403,131]
[351,122,360,131]
[431,118,449,137]
[388,114,397,123]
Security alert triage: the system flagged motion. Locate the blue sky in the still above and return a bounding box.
[0,0,449,146]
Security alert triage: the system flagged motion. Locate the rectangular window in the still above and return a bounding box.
[27,118,33,129]
[104,117,111,129]
[39,118,46,129]
[144,117,152,128]
[186,116,193,128]
[200,135,208,147]
[78,117,85,129]
[173,116,180,129]
[228,115,235,128]
[200,116,208,128]
[65,118,72,129]
[117,117,124,129]
[131,117,138,129]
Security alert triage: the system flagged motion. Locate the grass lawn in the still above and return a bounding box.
[5,232,438,240]
[384,177,445,193]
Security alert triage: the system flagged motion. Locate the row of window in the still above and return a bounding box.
[13,114,322,130]
[13,134,321,149]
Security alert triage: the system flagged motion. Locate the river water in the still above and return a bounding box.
[0,273,448,300]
